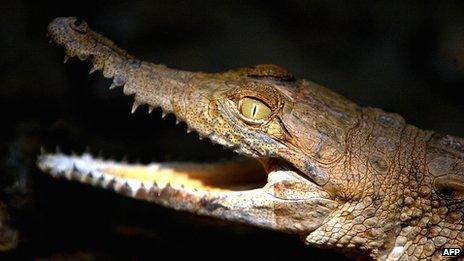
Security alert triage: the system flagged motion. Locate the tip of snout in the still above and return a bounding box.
[47,17,78,36]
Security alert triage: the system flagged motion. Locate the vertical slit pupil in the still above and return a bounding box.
[252,104,257,117]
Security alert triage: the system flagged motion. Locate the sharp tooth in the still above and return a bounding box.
[131,102,140,114]
[126,180,141,193]
[89,67,97,74]
[148,106,154,114]
[186,128,192,133]
[175,119,180,125]
[161,111,167,118]
[63,55,69,64]
[109,83,117,90]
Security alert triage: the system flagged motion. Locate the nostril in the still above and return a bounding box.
[70,17,87,33]
[73,18,83,27]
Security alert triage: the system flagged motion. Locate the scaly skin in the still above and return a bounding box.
[37,17,464,260]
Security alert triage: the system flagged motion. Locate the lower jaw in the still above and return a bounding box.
[37,151,336,234]
[37,152,283,230]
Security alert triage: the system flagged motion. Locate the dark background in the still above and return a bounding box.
[1,1,464,260]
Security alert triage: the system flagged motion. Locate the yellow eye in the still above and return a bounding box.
[240,97,272,121]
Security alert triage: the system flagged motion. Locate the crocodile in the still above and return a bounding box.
[37,17,464,260]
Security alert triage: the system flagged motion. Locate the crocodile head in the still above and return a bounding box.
[39,17,464,260]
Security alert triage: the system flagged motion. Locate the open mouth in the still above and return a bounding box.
[37,129,335,232]
[37,121,335,234]
[38,147,269,195]
[37,130,320,200]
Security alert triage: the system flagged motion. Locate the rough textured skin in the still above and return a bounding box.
[38,17,464,260]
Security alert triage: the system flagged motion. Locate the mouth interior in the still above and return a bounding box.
[96,157,269,192]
